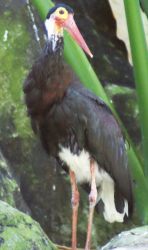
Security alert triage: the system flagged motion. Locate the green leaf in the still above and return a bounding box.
[124,0,148,216]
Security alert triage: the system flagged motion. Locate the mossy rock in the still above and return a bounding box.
[0,151,30,213]
[0,200,57,250]
[0,151,18,206]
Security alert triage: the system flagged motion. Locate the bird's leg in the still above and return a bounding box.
[85,159,97,250]
[70,170,80,250]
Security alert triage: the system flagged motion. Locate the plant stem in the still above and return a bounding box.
[124,0,148,178]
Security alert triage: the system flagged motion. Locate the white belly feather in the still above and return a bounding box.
[59,146,128,223]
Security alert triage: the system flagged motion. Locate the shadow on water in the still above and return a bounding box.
[0,0,139,248]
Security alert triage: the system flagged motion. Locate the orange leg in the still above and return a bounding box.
[85,159,97,250]
[70,170,80,250]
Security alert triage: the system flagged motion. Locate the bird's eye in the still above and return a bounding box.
[59,10,65,15]
[55,7,68,20]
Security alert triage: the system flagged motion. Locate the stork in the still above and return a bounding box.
[23,3,133,250]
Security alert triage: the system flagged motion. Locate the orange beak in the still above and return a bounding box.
[63,14,93,58]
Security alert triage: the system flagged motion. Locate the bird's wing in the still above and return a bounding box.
[68,83,132,205]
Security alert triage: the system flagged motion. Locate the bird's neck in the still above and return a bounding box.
[38,35,72,108]
[44,35,64,55]
[42,35,72,87]
[24,34,73,121]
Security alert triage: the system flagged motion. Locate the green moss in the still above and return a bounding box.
[0,154,19,207]
[0,10,32,139]
[105,84,134,97]
[0,201,57,250]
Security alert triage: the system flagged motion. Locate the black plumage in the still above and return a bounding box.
[24,43,132,211]
[23,4,133,249]
[46,3,74,19]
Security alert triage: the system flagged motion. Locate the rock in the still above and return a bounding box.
[0,200,57,250]
[101,226,148,250]
[0,150,30,213]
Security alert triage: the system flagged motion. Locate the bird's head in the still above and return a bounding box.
[45,3,93,57]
